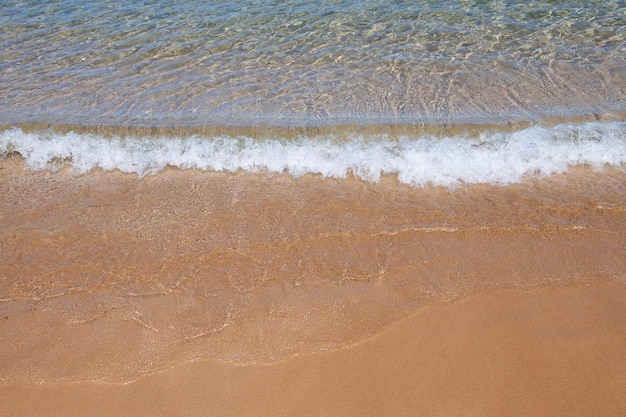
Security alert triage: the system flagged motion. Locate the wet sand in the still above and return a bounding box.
[1,159,626,415]
[2,284,626,417]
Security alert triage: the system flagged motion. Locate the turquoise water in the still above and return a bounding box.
[1,0,625,184]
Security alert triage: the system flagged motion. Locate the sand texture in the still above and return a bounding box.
[1,160,626,415]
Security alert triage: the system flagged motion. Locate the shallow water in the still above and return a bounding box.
[1,121,625,186]
[1,0,625,127]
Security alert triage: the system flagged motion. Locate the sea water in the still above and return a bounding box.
[1,122,625,186]
[1,0,626,183]
[1,0,625,186]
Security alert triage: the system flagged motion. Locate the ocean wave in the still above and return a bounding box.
[1,122,625,187]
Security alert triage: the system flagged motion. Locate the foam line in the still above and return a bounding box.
[1,122,625,187]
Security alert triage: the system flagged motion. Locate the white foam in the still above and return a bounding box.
[1,122,625,187]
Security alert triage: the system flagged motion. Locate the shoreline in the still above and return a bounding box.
[3,121,625,186]
[1,160,626,414]
[3,109,625,139]
[3,1,625,413]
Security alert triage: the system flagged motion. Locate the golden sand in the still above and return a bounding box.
[2,284,626,417]
[1,159,625,415]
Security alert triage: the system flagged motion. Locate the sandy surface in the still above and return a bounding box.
[1,160,625,415]
[2,283,626,417]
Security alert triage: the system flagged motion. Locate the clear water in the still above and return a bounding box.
[1,0,625,127]
[1,0,625,185]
